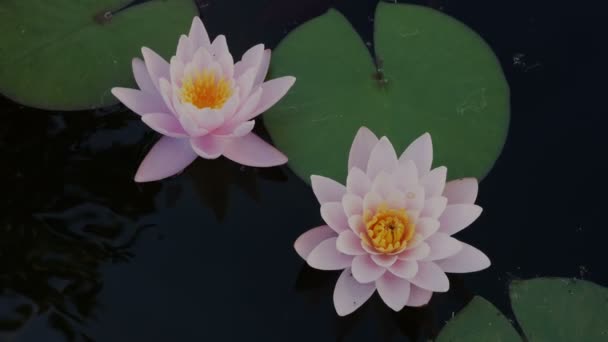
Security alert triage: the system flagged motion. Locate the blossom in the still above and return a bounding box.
[294,127,490,316]
[111,17,295,182]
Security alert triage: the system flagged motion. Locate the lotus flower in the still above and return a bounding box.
[111,17,295,182]
[294,127,490,316]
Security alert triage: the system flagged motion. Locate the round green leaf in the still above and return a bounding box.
[264,3,509,184]
[436,297,521,342]
[0,0,197,111]
[510,278,608,341]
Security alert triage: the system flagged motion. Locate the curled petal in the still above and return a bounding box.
[421,166,447,198]
[294,225,336,260]
[336,230,366,256]
[376,272,411,311]
[307,237,353,270]
[443,178,479,204]
[436,243,490,273]
[439,204,483,235]
[255,49,271,85]
[141,47,170,92]
[407,285,433,307]
[321,202,349,234]
[333,268,376,316]
[190,135,224,159]
[221,133,287,167]
[231,120,255,137]
[348,127,379,172]
[409,262,449,292]
[352,255,386,283]
[311,175,346,205]
[142,113,188,138]
[111,87,169,116]
[367,137,398,180]
[134,137,196,182]
[399,133,432,176]
[132,58,156,93]
[250,76,296,117]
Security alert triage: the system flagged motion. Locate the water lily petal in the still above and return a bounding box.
[169,56,185,86]
[132,58,156,94]
[342,194,363,217]
[424,233,463,261]
[398,242,430,260]
[403,184,425,211]
[346,167,371,197]
[421,166,447,198]
[376,272,411,311]
[142,113,188,138]
[352,255,386,283]
[188,16,211,48]
[333,268,376,316]
[255,49,271,85]
[394,159,418,190]
[336,230,367,256]
[371,171,395,199]
[176,35,194,63]
[190,135,224,159]
[159,78,176,115]
[416,218,440,240]
[348,127,379,172]
[230,120,255,137]
[367,137,398,179]
[236,68,257,100]
[439,204,483,235]
[234,44,264,78]
[443,178,478,204]
[321,202,349,233]
[307,237,353,270]
[141,47,170,92]
[348,215,365,234]
[210,35,230,58]
[363,191,383,213]
[111,87,169,116]
[134,137,197,182]
[386,190,406,210]
[221,133,287,167]
[250,76,296,117]
[399,133,432,176]
[436,243,490,273]
[409,261,449,292]
[371,254,398,268]
[311,175,346,204]
[294,225,336,260]
[389,259,418,279]
[421,196,448,219]
[407,285,433,307]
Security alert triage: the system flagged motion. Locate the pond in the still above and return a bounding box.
[1,0,607,341]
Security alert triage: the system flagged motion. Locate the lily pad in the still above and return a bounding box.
[264,3,510,183]
[436,278,608,341]
[0,0,197,111]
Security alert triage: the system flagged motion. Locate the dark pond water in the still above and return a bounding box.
[1,0,607,341]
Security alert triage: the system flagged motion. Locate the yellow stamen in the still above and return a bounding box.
[180,70,232,109]
[361,203,415,254]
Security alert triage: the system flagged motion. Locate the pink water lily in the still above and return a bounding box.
[294,127,490,316]
[111,17,295,182]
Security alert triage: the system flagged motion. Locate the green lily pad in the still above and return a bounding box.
[0,0,197,111]
[436,278,608,341]
[264,3,510,183]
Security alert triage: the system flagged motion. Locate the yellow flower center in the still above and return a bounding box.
[361,204,415,254]
[180,70,232,109]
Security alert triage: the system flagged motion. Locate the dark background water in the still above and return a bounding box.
[1,0,607,341]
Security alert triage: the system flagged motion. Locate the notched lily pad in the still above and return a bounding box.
[0,0,197,110]
[264,3,510,184]
[436,278,608,341]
